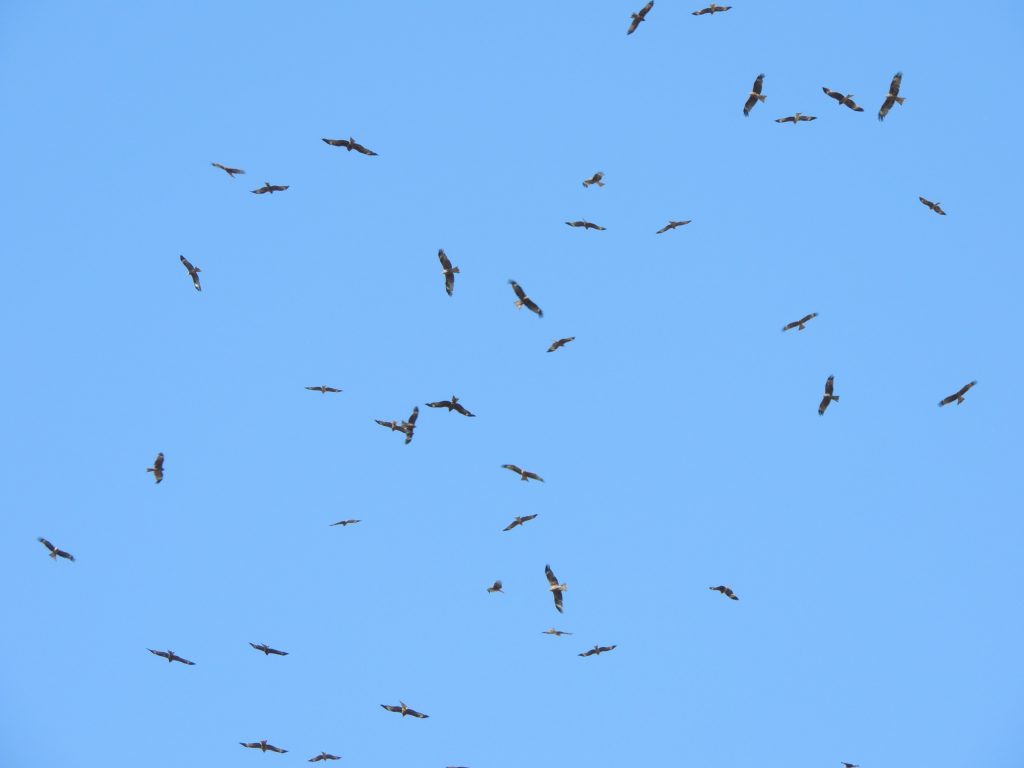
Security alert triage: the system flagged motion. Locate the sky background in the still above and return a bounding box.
[2,1,1022,766]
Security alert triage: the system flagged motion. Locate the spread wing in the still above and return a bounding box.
[545,564,559,587]
[523,297,543,317]
[405,708,429,718]
[846,98,864,112]
[502,519,520,531]
[553,590,564,613]
[818,395,832,415]
[148,648,169,660]
[798,115,817,121]
[381,704,403,713]
[252,185,268,194]
[801,313,818,325]
[522,514,538,523]
[508,280,526,301]
[154,452,164,470]
[775,116,795,123]
[266,745,288,753]
[888,72,903,97]
[445,270,455,296]
[355,143,378,156]
[322,138,349,147]
[406,406,419,426]
[56,548,75,561]
[452,402,475,417]
[172,653,195,665]
[579,648,596,657]
[958,380,977,397]
[270,185,289,192]
[179,255,195,273]
[240,743,262,749]
[524,471,544,482]
[438,249,452,271]
[823,87,843,103]
[502,464,523,476]
[38,537,55,553]
[600,645,617,653]
[742,93,757,116]
[824,375,834,397]
[249,643,267,653]
[426,401,449,409]
[751,73,764,95]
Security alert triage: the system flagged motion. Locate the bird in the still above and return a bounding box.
[692,3,731,15]
[147,452,164,484]
[401,406,420,445]
[542,628,573,636]
[251,182,289,194]
[322,137,378,156]
[179,255,202,291]
[782,312,818,332]
[503,514,539,531]
[438,249,460,296]
[627,1,654,35]
[775,113,817,124]
[147,648,195,665]
[840,763,860,768]
[240,741,288,753]
[822,87,865,112]
[502,464,544,482]
[655,220,692,234]
[249,643,289,656]
[509,280,543,318]
[578,645,617,657]
[819,375,840,416]
[330,519,361,527]
[878,72,905,121]
[545,564,567,613]
[547,337,575,353]
[308,753,342,763]
[426,395,475,417]
[38,537,74,562]
[487,580,504,593]
[381,702,429,718]
[211,162,245,178]
[305,385,342,394]
[919,196,946,215]
[565,219,606,231]
[939,381,977,407]
[709,585,739,600]
[743,74,766,116]
[582,171,605,188]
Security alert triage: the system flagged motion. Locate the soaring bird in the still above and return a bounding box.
[251,182,289,194]
[38,537,74,562]
[305,385,342,394]
[240,741,287,753]
[509,280,543,318]
[249,643,289,656]
[692,3,731,15]
[878,72,905,121]
[426,395,475,417]
[919,196,946,215]
[147,648,195,665]
[627,1,654,35]
[578,645,617,657]
[179,255,202,291]
[309,753,342,763]
[381,702,429,718]
[438,249,460,296]
[401,406,420,445]
[818,375,840,415]
[939,381,977,407]
[565,219,606,231]
[822,87,865,112]
[330,519,361,527]
[503,514,539,531]
[582,172,605,188]
[502,464,544,482]
[782,312,818,332]
[775,113,817,124]
[147,452,164,484]
[547,337,575,353]
[545,564,567,613]
[487,580,504,593]
[542,628,573,636]
[655,219,692,234]
[322,137,378,156]
[840,763,860,768]
[743,74,766,117]
[709,585,739,600]
[211,162,245,178]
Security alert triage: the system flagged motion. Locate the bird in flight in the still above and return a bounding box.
[381,701,429,718]
[147,452,165,484]
[240,741,288,753]
[211,162,245,178]
[545,564,567,613]
[251,182,289,194]
[509,280,543,318]
[322,137,378,156]
[249,643,289,656]
[840,763,860,768]
[878,72,905,121]
[305,385,343,394]
[148,648,195,665]
[330,519,361,527]
[179,255,202,291]
[309,754,342,763]
[692,3,731,15]
[822,87,864,112]
[939,381,977,407]
[709,585,739,600]
[547,337,575,353]
[578,644,617,657]
[582,171,605,188]
[38,537,74,562]
[502,464,544,482]
[542,628,572,636]
[438,249,460,296]
[503,514,539,531]
[487,580,504,593]
[401,406,419,445]
[627,1,654,35]
[565,219,606,231]
[782,312,818,332]
[818,375,840,416]
[655,220,692,234]
[919,196,946,215]
[426,395,475,417]
[743,74,766,117]
[775,113,816,124]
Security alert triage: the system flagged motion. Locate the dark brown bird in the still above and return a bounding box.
[919,197,946,215]
[426,395,475,417]
[402,406,420,445]
[655,220,692,234]
[438,249,459,296]
[179,255,202,291]
[542,628,572,636]
[939,380,977,407]
[545,564,567,613]
[565,219,606,231]
[822,87,865,112]
[547,337,575,353]
[509,280,543,318]
[743,74,766,116]
[878,72,905,121]
[582,171,605,188]
[578,644,617,657]
[249,643,289,656]
[709,585,739,600]
[211,162,245,178]
[782,312,818,332]
[487,580,504,593]
[147,452,164,484]
[818,375,839,416]
[692,3,731,15]
[308,753,342,763]
[840,763,860,768]
[502,464,544,482]
[381,702,429,718]
[38,537,74,562]
[503,514,539,531]
[251,182,289,194]
[775,113,817,124]
[148,648,195,665]
[330,519,361,527]
[322,137,378,156]
[240,741,287,753]
[627,1,654,35]
[306,385,342,394]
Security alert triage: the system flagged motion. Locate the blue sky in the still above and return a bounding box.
[2,1,1022,766]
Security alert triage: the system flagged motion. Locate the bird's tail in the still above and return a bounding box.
[895,96,906,105]
[596,180,605,186]
[757,94,766,103]
[957,396,965,404]
[514,300,523,309]
[146,468,154,473]
[832,395,840,402]
[452,267,460,274]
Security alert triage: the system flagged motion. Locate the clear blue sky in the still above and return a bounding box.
[2,1,1022,766]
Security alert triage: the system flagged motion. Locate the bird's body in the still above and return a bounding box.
[655,220,692,234]
[878,72,905,121]
[547,337,575,353]
[775,113,817,124]
[426,395,475,417]
[438,249,460,296]
[148,648,195,665]
[502,464,544,482]
[822,87,864,111]
[179,255,202,291]
[249,642,289,656]
[939,380,977,407]
[545,564,567,613]
[743,74,766,116]
[709,585,739,600]
[819,375,839,416]
[582,172,605,188]
[322,137,378,155]
[487,580,504,593]
[240,741,287,753]
[147,452,164,484]
[330,519,361,527]
[381,702,429,718]
[627,1,654,34]
[252,182,289,194]
[306,385,342,394]
[38,537,74,562]
[211,162,245,177]
[579,644,617,657]
[692,3,731,15]
[919,196,946,215]
[509,280,543,318]
[503,514,539,531]
[565,219,606,231]
[782,312,818,332]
